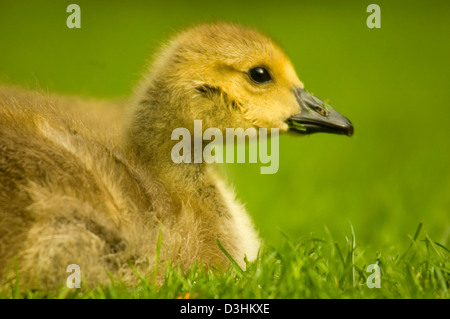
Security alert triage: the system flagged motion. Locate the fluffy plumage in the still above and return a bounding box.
[0,23,317,290]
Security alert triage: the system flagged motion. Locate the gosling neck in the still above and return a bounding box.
[124,95,210,195]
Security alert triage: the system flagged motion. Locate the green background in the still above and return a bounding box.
[1,0,449,256]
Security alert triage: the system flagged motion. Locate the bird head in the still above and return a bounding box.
[140,23,353,137]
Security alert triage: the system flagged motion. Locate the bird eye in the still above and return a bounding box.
[249,67,272,84]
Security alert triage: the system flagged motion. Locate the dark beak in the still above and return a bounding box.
[287,88,354,137]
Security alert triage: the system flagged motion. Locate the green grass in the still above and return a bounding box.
[2,223,448,299]
[0,0,449,298]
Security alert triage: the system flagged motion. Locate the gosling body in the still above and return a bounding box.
[0,23,352,290]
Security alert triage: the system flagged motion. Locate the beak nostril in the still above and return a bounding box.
[311,105,328,117]
[310,96,330,117]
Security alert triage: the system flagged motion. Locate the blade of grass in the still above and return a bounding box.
[217,239,245,276]
[398,222,423,262]
[349,221,356,287]
[154,222,163,285]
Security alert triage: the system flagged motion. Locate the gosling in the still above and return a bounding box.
[0,23,353,290]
